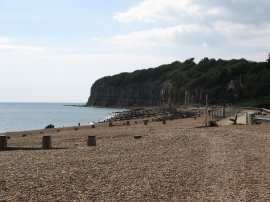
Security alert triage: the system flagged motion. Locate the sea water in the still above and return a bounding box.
[0,103,125,133]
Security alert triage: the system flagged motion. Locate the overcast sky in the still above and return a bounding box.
[0,0,269,102]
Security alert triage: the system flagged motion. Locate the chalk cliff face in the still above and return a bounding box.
[88,83,203,107]
[87,58,270,108]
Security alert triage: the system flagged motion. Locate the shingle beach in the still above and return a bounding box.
[1,116,270,201]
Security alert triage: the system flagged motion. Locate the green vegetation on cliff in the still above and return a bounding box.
[87,58,270,108]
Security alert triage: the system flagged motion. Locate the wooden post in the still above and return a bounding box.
[42,136,52,149]
[87,136,96,146]
[205,94,208,126]
[163,119,166,124]
[0,136,7,150]
[222,107,226,118]
[184,91,187,105]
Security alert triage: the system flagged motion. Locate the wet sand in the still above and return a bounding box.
[1,116,270,201]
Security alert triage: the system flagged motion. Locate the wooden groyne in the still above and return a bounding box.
[110,107,201,122]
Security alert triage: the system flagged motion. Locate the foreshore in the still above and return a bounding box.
[1,115,270,201]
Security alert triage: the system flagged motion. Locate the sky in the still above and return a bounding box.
[0,0,269,103]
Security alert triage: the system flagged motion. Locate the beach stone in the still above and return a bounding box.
[42,136,52,149]
[45,124,54,129]
[87,136,96,146]
[134,135,142,139]
[0,135,7,150]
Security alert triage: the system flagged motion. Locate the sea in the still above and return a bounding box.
[0,103,125,133]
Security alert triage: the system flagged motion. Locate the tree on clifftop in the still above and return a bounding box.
[267,52,270,63]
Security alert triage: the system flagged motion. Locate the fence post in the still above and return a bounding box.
[87,136,96,146]
[42,136,52,149]
[0,136,7,150]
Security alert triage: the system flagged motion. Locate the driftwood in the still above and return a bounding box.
[229,115,238,125]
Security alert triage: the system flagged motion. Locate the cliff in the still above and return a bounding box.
[87,58,270,108]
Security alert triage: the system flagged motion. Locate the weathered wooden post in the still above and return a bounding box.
[87,136,96,146]
[0,136,7,150]
[222,107,226,118]
[205,94,208,126]
[42,136,52,149]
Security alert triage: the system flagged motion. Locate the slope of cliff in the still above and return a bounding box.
[87,58,270,108]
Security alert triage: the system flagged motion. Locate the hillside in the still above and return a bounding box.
[87,58,270,108]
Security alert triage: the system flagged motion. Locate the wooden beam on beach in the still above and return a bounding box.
[0,135,7,150]
[87,136,96,146]
[42,136,52,149]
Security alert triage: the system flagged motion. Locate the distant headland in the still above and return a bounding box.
[87,58,270,108]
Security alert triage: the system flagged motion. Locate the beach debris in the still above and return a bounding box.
[57,129,61,132]
[87,136,96,147]
[209,120,218,127]
[45,124,54,129]
[0,135,7,150]
[163,119,166,124]
[126,121,130,126]
[229,115,238,125]
[144,120,148,125]
[149,127,154,133]
[42,136,52,149]
[74,127,79,130]
[134,135,142,139]
[109,122,113,127]
[22,134,26,137]
[7,136,10,139]
[88,122,95,128]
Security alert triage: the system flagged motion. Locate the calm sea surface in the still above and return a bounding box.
[0,103,125,133]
